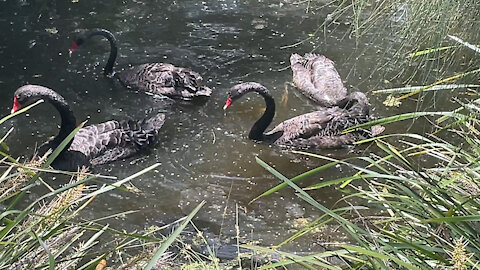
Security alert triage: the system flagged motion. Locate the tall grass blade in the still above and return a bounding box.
[79,163,160,201]
[32,231,55,270]
[0,99,43,126]
[341,245,420,269]
[250,160,340,203]
[372,84,479,95]
[448,35,480,53]
[343,112,457,133]
[408,45,457,58]
[144,200,205,270]
[255,157,373,245]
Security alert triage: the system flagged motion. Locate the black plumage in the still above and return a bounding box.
[223,82,381,149]
[117,63,212,100]
[11,85,165,171]
[70,29,212,100]
[290,53,347,107]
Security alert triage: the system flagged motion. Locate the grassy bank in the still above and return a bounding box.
[0,106,213,269]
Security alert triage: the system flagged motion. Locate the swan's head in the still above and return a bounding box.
[223,82,270,110]
[69,33,87,56]
[11,85,56,114]
[348,92,369,107]
[11,85,42,113]
[11,96,21,114]
[223,93,233,110]
[70,29,115,56]
[335,91,370,115]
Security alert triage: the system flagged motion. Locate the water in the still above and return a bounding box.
[0,0,463,255]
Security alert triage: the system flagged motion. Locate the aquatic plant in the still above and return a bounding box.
[292,0,480,86]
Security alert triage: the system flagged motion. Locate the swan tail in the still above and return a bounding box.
[123,113,166,148]
[194,86,212,97]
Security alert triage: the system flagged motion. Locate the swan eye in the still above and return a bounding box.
[15,95,24,103]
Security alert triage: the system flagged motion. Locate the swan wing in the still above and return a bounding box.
[70,114,165,165]
[267,107,372,148]
[266,109,335,143]
[70,120,128,159]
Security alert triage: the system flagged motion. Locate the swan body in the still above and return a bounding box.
[117,63,212,100]
[290,53,347,107]
[71,29,211,100]
[11,85,165,171]
[223,82,378,149]
[264,109,367,148]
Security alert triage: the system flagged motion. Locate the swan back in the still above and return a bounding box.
[117,63,212,100]
[266,106,369,148]
[290,53,347,107]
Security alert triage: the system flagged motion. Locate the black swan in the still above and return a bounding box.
[223,82,383,148]
[69,28,212,100]
[11,85,166,171]
[290,53,348,107]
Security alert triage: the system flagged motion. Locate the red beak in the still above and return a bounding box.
[69,42,78,57]
[223,96,232,110]
[11,97,21,114]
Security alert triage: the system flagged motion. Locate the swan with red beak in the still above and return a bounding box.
[10,85,166,171]
[10,97,21,114]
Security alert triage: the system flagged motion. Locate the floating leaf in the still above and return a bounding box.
[383,94,401,107]
[45,27,58,34]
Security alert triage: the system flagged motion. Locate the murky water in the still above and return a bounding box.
[0,0,464,255]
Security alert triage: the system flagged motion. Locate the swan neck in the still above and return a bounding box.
[89,29,117,76]
[249,92,275,141]
[44,91,77,152]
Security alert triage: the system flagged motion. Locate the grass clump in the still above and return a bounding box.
[0,108,217,269]
[247,38,480,268]
[250,112,480,267]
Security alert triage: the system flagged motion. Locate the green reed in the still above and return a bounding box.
[295,0,480,86]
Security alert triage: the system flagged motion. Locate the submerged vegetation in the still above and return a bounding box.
[317,0,480,82]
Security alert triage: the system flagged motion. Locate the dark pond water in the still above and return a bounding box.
[0,0,465,254]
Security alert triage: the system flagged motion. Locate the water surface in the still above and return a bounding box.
[0,0,462,254]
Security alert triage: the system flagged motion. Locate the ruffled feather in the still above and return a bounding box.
[117,63,212,100]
